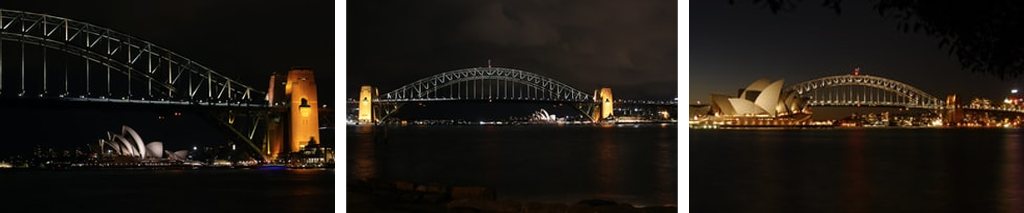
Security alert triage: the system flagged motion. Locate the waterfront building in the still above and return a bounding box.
[709,77,810,118]
[697,77,815,127]
[529,109,563,123]
[95,125,189,161]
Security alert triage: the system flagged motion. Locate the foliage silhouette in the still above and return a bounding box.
[731,0,1024,79]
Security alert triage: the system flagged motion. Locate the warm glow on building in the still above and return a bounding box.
[593,86,614,119]
[358,86,377,123]
[265,72,287,158]
[286,68,320,153]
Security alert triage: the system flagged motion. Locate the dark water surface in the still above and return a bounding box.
[0,169,334,212]
[346,124,678,206]
[691,128,1024,213]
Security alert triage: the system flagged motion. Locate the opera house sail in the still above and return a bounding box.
[704,77,812,126]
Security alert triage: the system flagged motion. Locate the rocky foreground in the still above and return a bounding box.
[347,179,677,213]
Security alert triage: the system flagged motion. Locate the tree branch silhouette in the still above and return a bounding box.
[731,0,1024,79]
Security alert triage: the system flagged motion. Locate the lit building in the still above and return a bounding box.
[708,77,810,119]
[95,125,189,161]
[530,108,560,123]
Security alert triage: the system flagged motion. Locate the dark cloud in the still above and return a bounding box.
[347,0,677,100]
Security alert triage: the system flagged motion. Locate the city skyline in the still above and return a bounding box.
[689,1,1024,106]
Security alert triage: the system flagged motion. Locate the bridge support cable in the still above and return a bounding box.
[574,102,600,122]
[106,36,110,97]
[85,57,89,95]
[63,53,67,95]
[1,39,3,93]
[42,47,46,94]
[106,61,110,96]
[199,110,268,161]
[21,41,24,95]
[147,46,151,97]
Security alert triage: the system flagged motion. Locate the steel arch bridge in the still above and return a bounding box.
[0,9,280,160]
[784,74,943,109]
[0,9,266,106]
[364,66,622,122]
[378,67,593,102]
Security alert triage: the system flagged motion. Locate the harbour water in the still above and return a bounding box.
[0,168,335,212]
[346,124,679,207]
[691,127,1024,213]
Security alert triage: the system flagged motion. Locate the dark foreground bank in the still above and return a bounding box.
[347,179,678,213]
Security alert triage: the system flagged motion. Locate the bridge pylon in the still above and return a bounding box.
[592,87,614,121]
[943,94,964,126]
[358,86,377,124]
[264,67,321,160]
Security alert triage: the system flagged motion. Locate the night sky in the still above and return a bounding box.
[346,0,678,102]
[690,1,1023,106]
[0,0,334,156]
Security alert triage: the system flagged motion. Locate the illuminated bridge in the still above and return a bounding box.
[356,67,677,123]
[0,9,264,106]
[0,9,332,161]
[784,73,1024,114]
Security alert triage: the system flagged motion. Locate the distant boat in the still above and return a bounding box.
[259,163,287,169]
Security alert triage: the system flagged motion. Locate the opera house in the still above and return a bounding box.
[704,78,813,126]
[530,109,561,123]
[94,125,188,161]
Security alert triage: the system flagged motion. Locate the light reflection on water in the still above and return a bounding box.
[353,125,378,180]
[0,169,334,213]
[347,124,678,206]
[844,129,867,213]
[595,129,621,200]
[692,128,1024,213]
[1001,131,1023,213]
[654,130,675,205]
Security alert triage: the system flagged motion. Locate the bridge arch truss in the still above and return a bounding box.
[785,74,943,109]
[379,67,593,103]
[0,9,266,106]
